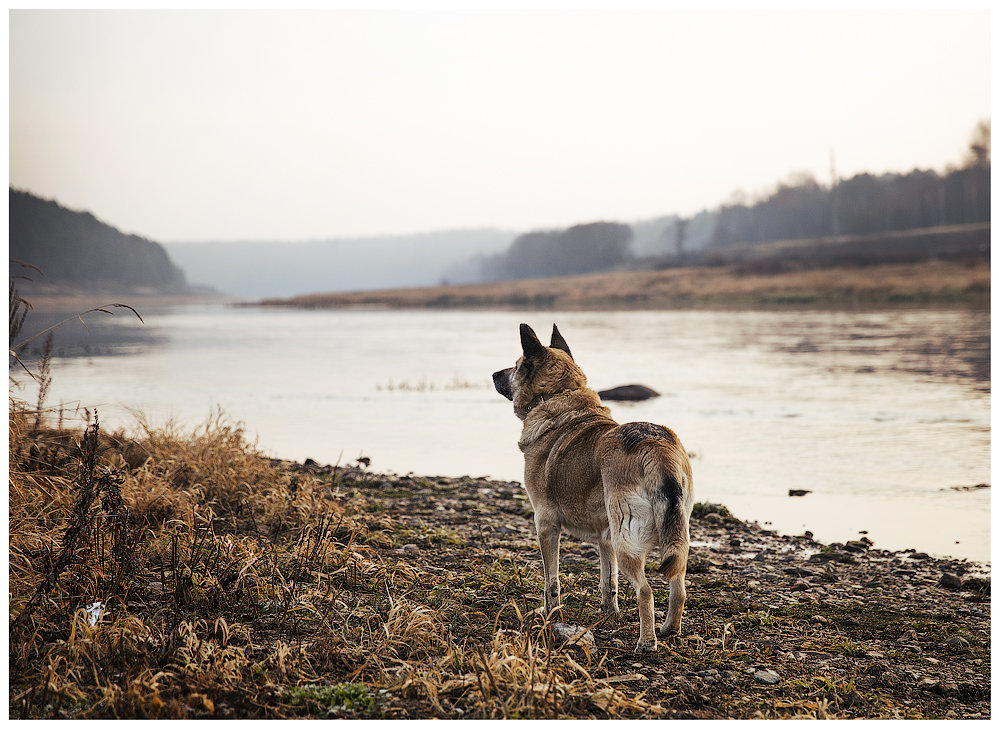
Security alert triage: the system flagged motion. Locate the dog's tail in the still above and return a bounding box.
[652,464,692,581]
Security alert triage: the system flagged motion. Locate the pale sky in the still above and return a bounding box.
[8,8,992,242]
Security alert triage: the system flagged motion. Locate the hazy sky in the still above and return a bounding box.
[9,8,991,243]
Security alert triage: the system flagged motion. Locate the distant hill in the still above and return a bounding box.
[164,228,515,299]
[9,188,191,295]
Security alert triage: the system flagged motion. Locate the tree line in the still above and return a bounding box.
[481,222,633,280]
[9,189,190,294]
[481,121,990,280]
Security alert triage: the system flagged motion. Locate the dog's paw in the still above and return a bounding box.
[634,637,658,654]
[599,602,621,616]
[657,623,681,639]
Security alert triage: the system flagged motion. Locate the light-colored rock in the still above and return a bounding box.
[754,669,780,685]
[549,622,595,648]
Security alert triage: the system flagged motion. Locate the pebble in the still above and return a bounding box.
[909,552,931,560]
[401,543,420,552]
[898,629,918,643]
[753,669,780,685]
[549,622,596,649]
[944,636,970,650]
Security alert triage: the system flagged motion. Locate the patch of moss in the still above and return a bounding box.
[284,683,377,718]
[691,502,737,521]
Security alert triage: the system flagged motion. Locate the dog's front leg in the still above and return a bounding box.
[598,539,620,614]
[535,518,562,616]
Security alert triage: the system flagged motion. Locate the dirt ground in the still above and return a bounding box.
[284,461,992,719]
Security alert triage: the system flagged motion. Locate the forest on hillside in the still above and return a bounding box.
[8,189,190,294]
[481,121,991,281]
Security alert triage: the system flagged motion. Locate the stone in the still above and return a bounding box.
[597,384,660,401]
[401,543,420,552]
[605,672,648,683]
[784,567,814,577]
[549,622,596,649]
[753,669,780,685]
[909,552,931,560]
[940,573,963,589]
[944,636,971,650]
[788,489,811,497]
[898,629,918,643]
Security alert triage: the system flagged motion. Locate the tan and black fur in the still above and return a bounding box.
[493,323,694,652]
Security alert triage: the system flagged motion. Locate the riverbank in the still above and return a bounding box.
[256,259,989,310]
[9,415,990,719]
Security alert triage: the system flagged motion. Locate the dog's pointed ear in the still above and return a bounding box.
[520,323,546,360]
[550,324,572,359]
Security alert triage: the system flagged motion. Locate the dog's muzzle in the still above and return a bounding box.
[492,369,514,401]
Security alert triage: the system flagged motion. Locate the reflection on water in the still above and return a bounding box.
[752,310,990,388]
[13,307,166,360]
[11,305,990,562]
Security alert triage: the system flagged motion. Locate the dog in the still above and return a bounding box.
[492,323,694,652]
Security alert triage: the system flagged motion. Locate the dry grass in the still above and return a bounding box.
[8,403,664,719]
[257,259,989,310]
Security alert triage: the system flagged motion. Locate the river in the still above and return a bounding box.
[12,304,990,563]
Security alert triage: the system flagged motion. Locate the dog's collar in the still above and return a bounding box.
[525,389,576,415]
[526,394,547,413]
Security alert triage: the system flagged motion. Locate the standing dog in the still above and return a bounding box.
[492,323,694,652]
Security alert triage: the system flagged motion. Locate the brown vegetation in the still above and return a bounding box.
[9,408,990,719]
[258,258,989,311]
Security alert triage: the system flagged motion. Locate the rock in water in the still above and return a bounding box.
[597,384,660,401]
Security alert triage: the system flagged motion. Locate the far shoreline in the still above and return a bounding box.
[249,259,990,312]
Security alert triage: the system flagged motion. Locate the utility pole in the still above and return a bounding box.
[830,147,840,238]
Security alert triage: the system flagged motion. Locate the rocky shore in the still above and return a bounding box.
[286,459,991,719]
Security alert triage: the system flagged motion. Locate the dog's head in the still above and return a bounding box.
[493,323,587,419]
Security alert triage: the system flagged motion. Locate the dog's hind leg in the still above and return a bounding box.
[658,571,687,637]
[598,539,619,614]
[618,550,657,652]
[535,517,562,616]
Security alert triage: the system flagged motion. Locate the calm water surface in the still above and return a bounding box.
[15,305,990,563]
